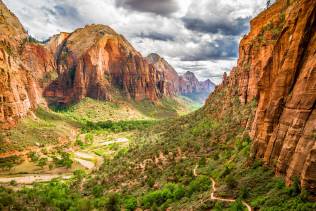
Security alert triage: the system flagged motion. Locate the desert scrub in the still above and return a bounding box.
[0,156,23,170]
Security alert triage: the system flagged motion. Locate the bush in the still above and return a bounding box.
[287,177,301,196]
[85,133,94,145]
[123,196,137,211]
[37,157,48,168]
[225,175,238,189]
[187,176,211,196]
[104,193,120,211]
[146,177,155,188]
[28,152,39,162]
[229,199,244,211]
[53,152,73,168]
[92,185,104,197]
[141,183,185,208]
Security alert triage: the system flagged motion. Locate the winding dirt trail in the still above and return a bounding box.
[193,165,252,211]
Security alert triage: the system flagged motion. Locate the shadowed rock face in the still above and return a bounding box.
[207,0,316,194]
[146,53,215,103]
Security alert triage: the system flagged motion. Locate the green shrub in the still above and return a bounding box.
[0,156,23,170]
[92,185,104,197]
[28,152,39,162]
[229,199,244,211]
[53,152,73,168]
[123,196,137,211]
[225,175,238,189]
[141,183,185,208]
[37,157,48,168]
[287,177,301,196]
[187,176,211,196]
[85,133,94,145]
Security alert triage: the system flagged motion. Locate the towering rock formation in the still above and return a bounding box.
[0,0,208,128]
[44,25,168,104]
[206,0,316,193]
[179,71,215,95]
[0,1,53,128]
[146,53,180,96]
[146,54,215,103]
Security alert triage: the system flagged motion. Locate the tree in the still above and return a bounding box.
[267,0,271,8]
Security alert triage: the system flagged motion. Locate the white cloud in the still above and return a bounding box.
[3,0,268,83]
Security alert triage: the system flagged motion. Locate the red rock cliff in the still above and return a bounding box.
[0,0,183,127]
[44,25,170,104]
[0,1,53,128]
[146,53,215,101]
[207,0,316,193]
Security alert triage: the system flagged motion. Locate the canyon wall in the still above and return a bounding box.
[0,0,215,128]
[207,0,316,193]
[147,53,215,103]
[44,25,170,105]
[0,1,50,128]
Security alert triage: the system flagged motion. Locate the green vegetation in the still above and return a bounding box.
[52,152,73,168]
[0,108,79,153]
[82,119,157,133]
[0,156,23,170]
[0,88,314,210]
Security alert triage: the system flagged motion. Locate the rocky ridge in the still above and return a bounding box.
[146,53,215,102]
[0,1,214,128]
[207,0,316,193]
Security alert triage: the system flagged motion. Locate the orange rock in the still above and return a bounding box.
[207,0,316,194]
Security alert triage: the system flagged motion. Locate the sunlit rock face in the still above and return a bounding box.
[206,0,316,194]
[0,0,178,128]
[0,1,53,128]
[147,53,216,103]
[44,25,169,104]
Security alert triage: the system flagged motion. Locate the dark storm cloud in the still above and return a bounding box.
[182,17,250,36]
[42,3,85,27]
[181,38,238,61]
[137,32,175,41]
[115,0,179,16]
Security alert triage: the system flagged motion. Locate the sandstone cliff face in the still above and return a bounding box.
[0,0,180,127]
[207,0,316,193]
[0,1,48,128]
[44,25,168,104]
[146,53,180,96]
[179,71,215,95]
[146,53,215,102]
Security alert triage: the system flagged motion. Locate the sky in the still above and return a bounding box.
[4,0,269,84]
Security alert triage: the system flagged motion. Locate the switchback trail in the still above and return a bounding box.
[193,165,252,211]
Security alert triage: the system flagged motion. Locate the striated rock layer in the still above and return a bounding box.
[146,53,215,103]
[0,1,54,128]
[207,0,316,193]
[44,25,169,105]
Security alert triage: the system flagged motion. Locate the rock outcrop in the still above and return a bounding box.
[0,1,50,128]
[44,25,170,105]
[1,0,211,127]
[146,53,215,103]
[146,53,180,96]
[206,0,316,193]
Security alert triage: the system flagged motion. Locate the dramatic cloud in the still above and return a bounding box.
[182,17,250,36]
[180,38,239,61]
[3,0,268,84]
[115,0,179,16]
[136,32,176,41]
